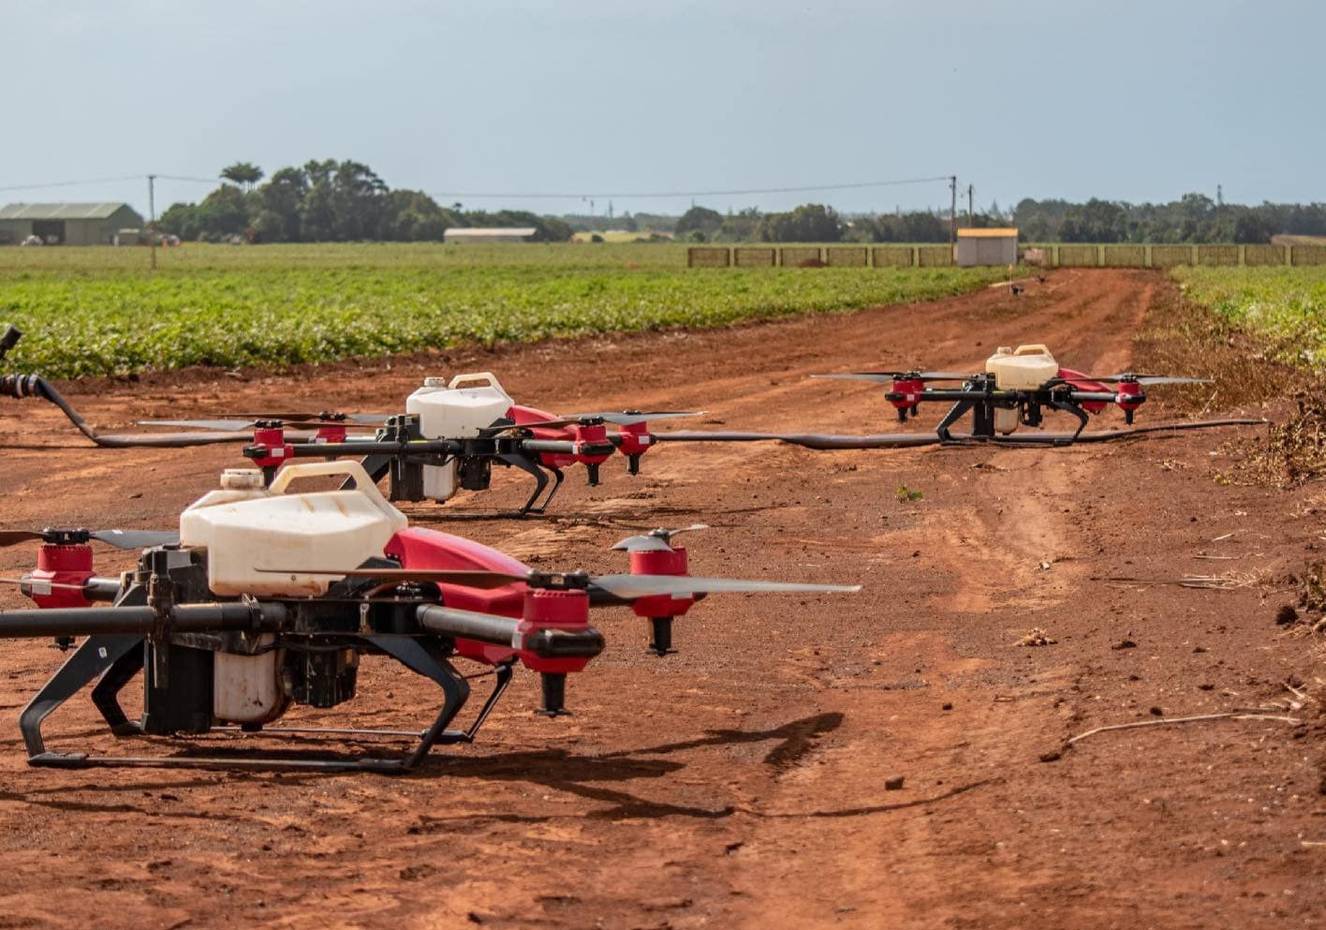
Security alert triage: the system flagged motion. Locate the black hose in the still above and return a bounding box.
[2,373,254,448]
[654,419,1264,451]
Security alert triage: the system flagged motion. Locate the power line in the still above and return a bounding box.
[0,174,146,193]
[0,173,222,194]
[426,175,953,200]
[155,174,225,184]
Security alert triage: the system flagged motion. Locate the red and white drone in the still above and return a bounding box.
[0,462,858,772]
[812,343,1211,441]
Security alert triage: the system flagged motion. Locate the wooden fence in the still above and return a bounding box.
[687,244,1326,269]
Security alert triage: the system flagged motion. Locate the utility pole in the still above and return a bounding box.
[949,175,957,248]
[967,184,974,225]
[147,174,157,272]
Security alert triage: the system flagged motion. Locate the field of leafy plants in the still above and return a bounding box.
[0,243,1014,378]
[1173,265,1326,364]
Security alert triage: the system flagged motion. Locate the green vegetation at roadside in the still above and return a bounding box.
[0,242,1018,378]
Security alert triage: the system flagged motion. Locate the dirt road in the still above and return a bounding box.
[0,269,1320,929]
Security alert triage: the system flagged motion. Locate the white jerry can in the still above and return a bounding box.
[405,372,513,501]
[179,460,408,597]
[985,344,1059,391]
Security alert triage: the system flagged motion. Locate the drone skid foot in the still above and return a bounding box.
[28,751,412,773]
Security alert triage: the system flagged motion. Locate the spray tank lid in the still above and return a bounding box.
[422,376,448,388]
[220,468,265,491]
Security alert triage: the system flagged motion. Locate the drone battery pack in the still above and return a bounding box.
[141,642,214,735]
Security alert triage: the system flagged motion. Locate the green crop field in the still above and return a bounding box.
[0,243,1015,378]
[1173,265,1326,364]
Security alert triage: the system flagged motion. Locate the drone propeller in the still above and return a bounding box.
[559,411,702,427]
[259,566,860,599]
[220,411,393,425]
[1068,373,1212,386]
[812,371,971,384]
[138,416,372,431]
[485,411,703,433]
[611,524,710,553]
[0,528,179,550]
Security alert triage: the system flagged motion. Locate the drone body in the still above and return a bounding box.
[0,462,858,772]
[818,343,1210,443]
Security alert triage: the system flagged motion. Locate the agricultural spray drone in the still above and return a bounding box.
[812,344,1211,442]
[134,372,704,513]
[0,462,858,772]
[6,325,1260,498]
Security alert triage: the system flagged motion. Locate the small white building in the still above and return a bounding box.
[443,227,538,243]
[956,227,1019,266]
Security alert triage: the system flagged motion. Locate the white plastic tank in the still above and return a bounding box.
[180,460,408,597]
[406,372,513,501]
[213,639,287,724]
[986,344,1059,391]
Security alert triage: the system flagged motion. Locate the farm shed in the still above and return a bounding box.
[956,227,1019,266]
[443,227,538,243]
[0,202,145,246]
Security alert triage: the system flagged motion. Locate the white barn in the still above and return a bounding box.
[443,227,538,244]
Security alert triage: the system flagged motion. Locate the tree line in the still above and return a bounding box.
[160,169,1326,245]
[669,195,1326,244]
[673,203,981,244]
[159,161,573,243]
[1013,195,1326,244]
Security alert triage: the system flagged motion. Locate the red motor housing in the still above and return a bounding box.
[628,546,694,620]
[1114,379,1145,415]
[516,588,593,674]
[29,542,94,609]
[314,424,348,444]
[570,421,612,468]
[890,377,924,411]
[616,421,652,458]
[250,425,294,470]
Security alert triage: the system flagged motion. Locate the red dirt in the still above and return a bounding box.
[0,269,1321,929]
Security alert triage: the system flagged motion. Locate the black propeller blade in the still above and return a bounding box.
[1072,373,1212,386]
[812,371,972,384]
[0,528,179,550]
[488,411,703,432]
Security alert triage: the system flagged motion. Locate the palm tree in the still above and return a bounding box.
[220,162,264,192]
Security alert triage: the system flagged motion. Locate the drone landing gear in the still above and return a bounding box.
[935,397,978,443]
[499,453,564,515]
[20,633,143,765]
[18,635,515,773]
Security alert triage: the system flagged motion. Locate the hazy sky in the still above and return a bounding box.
[3,0,1321,218]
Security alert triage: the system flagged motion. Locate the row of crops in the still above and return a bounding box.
[0,243,1016,378]
[1173,265,1326,364]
